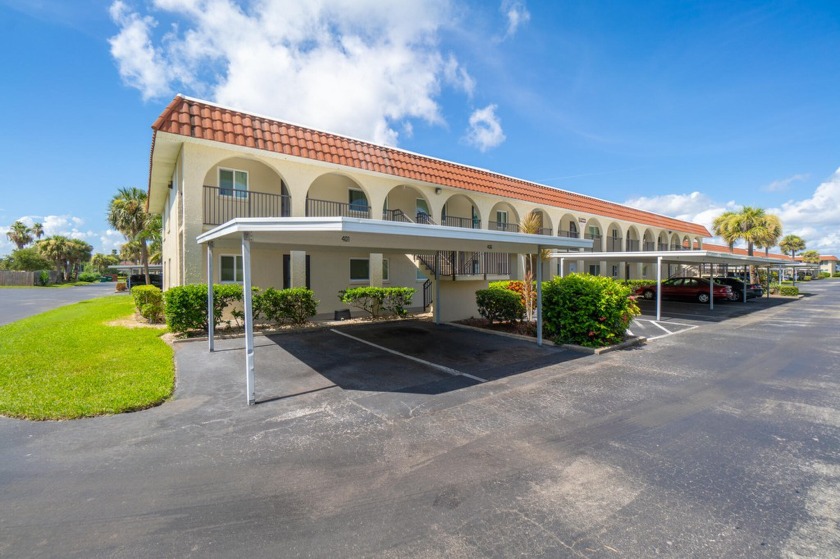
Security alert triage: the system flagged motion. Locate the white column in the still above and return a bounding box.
[289,250,307,288]
[536,245,543,346]
[242,233,255,406]
[207,241,214,352]
[434,251,441,325]
[559,257,565,278]
[656,256,662,322]
[369,253,384,287]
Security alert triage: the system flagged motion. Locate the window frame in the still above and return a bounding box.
[219,167,248,199]
[349,257,390,283]
[220,254,244,283]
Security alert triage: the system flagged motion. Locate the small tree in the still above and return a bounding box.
[779,234,806,261]
[5,221,33,250]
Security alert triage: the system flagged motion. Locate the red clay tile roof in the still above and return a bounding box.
[703,243,797,261]
[152,95,711,237]
[794,255,837,262]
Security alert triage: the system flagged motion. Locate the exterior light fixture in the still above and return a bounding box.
[435,187,442,194]
[487,244,493,250]
[341,236,350,242]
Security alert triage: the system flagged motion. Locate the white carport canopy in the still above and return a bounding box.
[197,217,592,405]
[551,250,788,321]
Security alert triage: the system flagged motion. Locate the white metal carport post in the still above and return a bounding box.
[656,256,662,322]
[242,233,256,405]
[709,269,714,310]
[536,245,543,347]
[207,241,214,352]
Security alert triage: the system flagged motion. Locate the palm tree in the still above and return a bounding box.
[31,222,44,240]
[91,253,120,274]
[779,234,806,261]
[519,210,550,321]
[107,187,152,285]
[712,211,740,252]
[6,221,33,250]
[66,239,93,281]
[753,214,783,256]
[37,235,70,281]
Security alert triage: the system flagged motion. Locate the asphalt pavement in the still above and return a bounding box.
[2,281,839,557]
[0,282,117,326]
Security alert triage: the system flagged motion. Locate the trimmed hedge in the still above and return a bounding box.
[78,271,101,283]
[131,285,164,324]
[255,287,318,325]
[164,283,243,333]
[339,286,415,317]
[476,287,525,323]
[542,274,640,348]
[779,285,800,297]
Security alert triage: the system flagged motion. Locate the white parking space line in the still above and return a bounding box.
[632,319,699,341]
[650,321,672,335]
[330,329,488,383]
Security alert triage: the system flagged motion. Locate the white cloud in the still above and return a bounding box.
[624,168,840,257]
[108,0,481,146]
[762,173,809,193]
[501,0,530,39]
[464,104,506,151]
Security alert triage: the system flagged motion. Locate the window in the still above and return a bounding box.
[588,264,600,276]
[417,268,427,281]
[611,265,619,277]
[495,210,508,229]
[220,255,243,283]
[219,168,247,198]
[588,226,601,238]
[350,258,389,282]
[348,189,368,212]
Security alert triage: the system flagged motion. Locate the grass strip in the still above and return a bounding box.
[0,295,174,420]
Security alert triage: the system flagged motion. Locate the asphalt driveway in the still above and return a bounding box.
[2,281,840,557]
[0,282,116,326]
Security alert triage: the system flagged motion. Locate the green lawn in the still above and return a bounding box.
[0,296,174,420]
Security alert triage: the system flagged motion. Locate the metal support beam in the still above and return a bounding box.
[207,241,214,352]
[434,251,440,325]
[536,246,543,347]
[242,233,255,406]
[709,266,714,310]
[559,257,565,278]
[656,256,662,322]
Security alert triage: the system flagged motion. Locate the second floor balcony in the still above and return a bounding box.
[203,185,290,226]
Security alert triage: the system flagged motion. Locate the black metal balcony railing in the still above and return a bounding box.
[557,229,579,238]
[626,239,640,252]
[416,251,510,277]
[203,185,290,225]
[606,237,623,252]
[488,221,519,232]
[584,233,602,252]
[415,212,437,225]
[306,198,370,219]
[442,215,479,229]
[643,241,656,251]
[537,227,553,236]
[382,209,412,223]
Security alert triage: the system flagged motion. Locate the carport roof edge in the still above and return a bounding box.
[549,250,794,267]
[196,217,593,253]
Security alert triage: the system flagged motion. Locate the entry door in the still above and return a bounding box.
[282,255,311,289]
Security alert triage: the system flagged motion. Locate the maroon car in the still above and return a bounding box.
[635,277,733,303]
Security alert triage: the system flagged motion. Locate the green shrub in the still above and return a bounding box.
[819,272,830,279]
[476,287,524,323]
[38,270,50,286]
[164,283,243,334]
[834,272,840,278]
[621,279,657,290]
[780,285,800,296]
[133,285,164,325]
[542,273,640,348]
[77,271,101,283]
[803,275,812,281]
[339,287,415,318]
[256,287,319,324]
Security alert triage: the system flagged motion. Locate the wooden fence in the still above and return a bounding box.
[0,270,63,286]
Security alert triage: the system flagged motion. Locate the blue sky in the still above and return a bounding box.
[2,0,839,257]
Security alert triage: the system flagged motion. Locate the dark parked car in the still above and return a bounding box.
[128,274,163,290]
[724,273,764,298]
[713,277,761,301]
[634,277,732,303]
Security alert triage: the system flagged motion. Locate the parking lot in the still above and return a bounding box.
[2,282,840,557]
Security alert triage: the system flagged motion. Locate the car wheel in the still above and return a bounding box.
[643,290,655,300]
[697,292,710,304]
[728,291,740,301]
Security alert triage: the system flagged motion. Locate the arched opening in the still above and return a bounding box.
[626,226,641,252]
[670,233,681,250]
[658,231,670,251]
[558,213,579,238]
[488,202,520,232]
[202,156,289,226]
[642,229,656,251]
[606,222,623,251]
[383,185,433,224]
[441,194,480,228]
[528,208,554,236]
[306,173,370,218]
[584,218,603,252]
[682,235,692,249]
